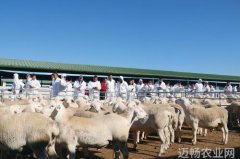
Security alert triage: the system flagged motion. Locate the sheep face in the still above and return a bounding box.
[112,102,127,114]
[175,98,190,107]
[132,105,149,124]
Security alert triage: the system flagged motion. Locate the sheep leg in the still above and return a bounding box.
[132,130,139,151]
[164,126,170,149]
[192,122,198,145]
[141,131,148,141]
[169,125,175,144]
[222,123,229,144]
[221,127,225,144]
[112,141,121,159]
[47,139,58,159]
[158,129,166,157]
[67,144,76,159]
[136,131,140,143]
[34,150,48,159]
[118,142,129,159]
[197,127,202,135]
[176,126,182,143]
[203,128,207,137]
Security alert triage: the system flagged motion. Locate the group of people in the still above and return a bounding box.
[12,73,41,99]
[10,72,239,100]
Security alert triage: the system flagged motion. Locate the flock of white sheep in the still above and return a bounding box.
[0,93,239,159]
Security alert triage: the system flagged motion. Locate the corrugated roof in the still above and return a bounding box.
[0,58,240,81]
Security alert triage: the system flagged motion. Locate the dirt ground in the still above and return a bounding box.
[79,127,240,159]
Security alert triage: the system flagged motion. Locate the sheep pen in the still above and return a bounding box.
[0,95,239,159]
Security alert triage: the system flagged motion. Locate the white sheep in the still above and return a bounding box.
[51,102,148,159]
[0,112,59,159]
[175,98,228,145]
[113,101,180,157]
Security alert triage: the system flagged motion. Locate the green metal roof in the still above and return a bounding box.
[0,58,240,81]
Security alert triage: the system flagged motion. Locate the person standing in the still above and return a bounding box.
[51,73,61,97]
[195,79,203,97]
[128,79,136,101]
[224,82,233,95]
[59,74,73,98]
[173,81,183,97]
[106,75,116,101]
[12,73,24,99]
[210,85,216,98]
[117,76,128,101]
[24,74,32,97]
[136,79,145,100]
[233,86,238,94]
[154,78,166,97]
[28,74,41,98]
[144,80,154,97]
[88,75,101,100]
[204,81,211,94]
[73,75,86,100]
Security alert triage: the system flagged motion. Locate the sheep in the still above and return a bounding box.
[0,112,59,159]
[0,105,23,114]
[62,96,79,108]
[175,98,228,145]
[1,95,30,106]
[113,101,181,157]
[51,102,148,159]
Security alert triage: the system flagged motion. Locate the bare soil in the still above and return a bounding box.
[79,127,240,159]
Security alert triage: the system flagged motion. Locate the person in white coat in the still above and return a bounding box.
[173,81,183,98]
[195,79,203,97]
[210,85,216,98]
[73,75,86,100]
[24,74,32,94]
[154,78,166,97]
[233,86,238,94]
[12,73,24,98]
[106,75,116,101]
[88,75,101,100]
[59,74,73,98]
[117,76,128,101]
[128,79,136,101]
[136,79,145,100]
[224,82,233,95]
[144,80,154,97]
[204,81,211,94]
[28,74,41,98]
[51,73,61,97]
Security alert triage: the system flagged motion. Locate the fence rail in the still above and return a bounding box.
[1,87,240,104]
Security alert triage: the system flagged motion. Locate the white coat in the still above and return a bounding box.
[28,79,41,96]
[52,78,61,97]
[106,79,116,99]
[136,83,145,99]
[59,79,73,97]
[224,85,233,94]
[204,85,211,93]
[128,84,136,101]
[154,81,167,97]
[88,81,101,100]
[195,83,203,92]
[144,84,154,97]
[73,80,86,99]
[117,81,128,100]
[12,74,24,96]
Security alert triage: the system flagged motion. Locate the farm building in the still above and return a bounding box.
[0,58,240,89]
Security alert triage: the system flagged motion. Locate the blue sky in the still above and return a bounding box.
[0,0,239,76]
